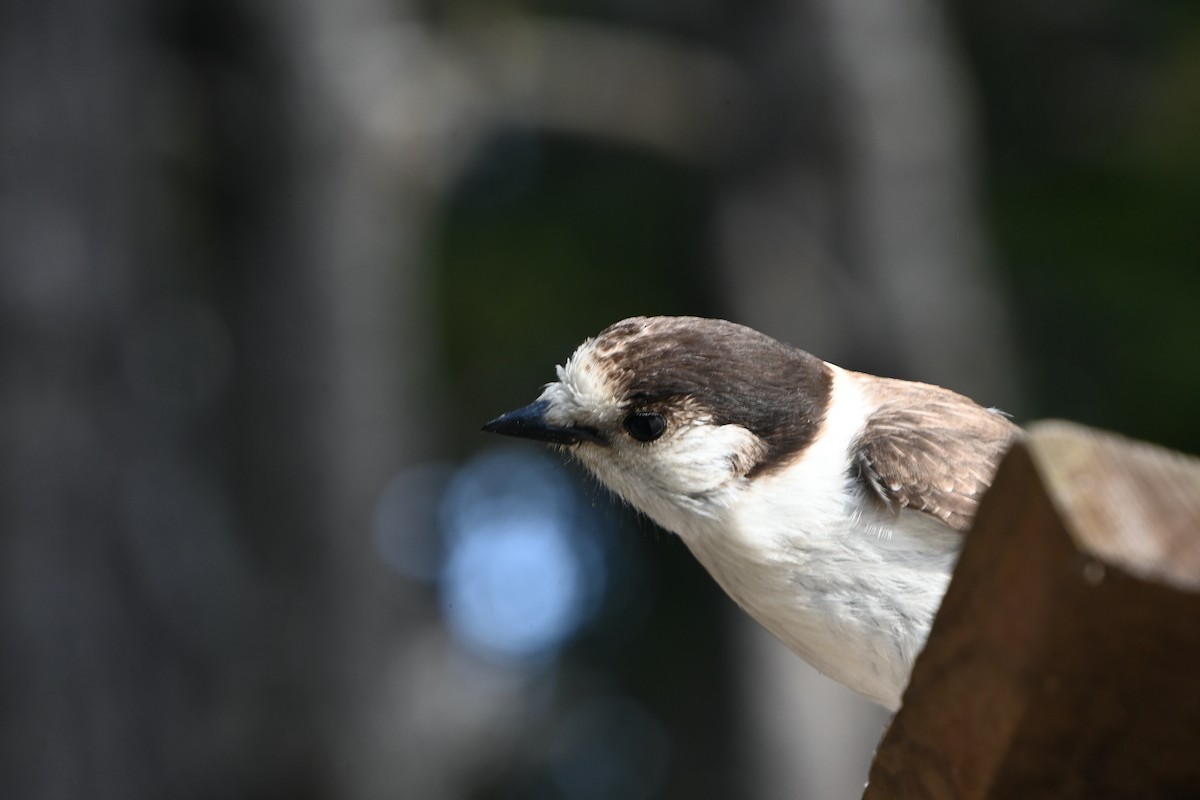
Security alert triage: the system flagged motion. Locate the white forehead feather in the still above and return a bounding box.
[537,335,623,426]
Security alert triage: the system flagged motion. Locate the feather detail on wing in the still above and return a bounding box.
[852,379,1023,533]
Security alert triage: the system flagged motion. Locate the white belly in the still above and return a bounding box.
[685,505,960,709]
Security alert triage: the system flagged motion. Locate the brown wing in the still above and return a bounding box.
[853,379,1022,533]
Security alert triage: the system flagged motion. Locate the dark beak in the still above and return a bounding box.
[482,399,607,446]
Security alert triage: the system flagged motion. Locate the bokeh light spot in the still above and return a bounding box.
[437,448,608,665]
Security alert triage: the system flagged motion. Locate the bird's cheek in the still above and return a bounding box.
[663,427,757,494]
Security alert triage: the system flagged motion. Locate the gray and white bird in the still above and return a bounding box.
[483,316,1020,709]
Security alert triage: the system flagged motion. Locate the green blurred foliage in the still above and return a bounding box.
[954,0,1200,451]
[435,134,717,444]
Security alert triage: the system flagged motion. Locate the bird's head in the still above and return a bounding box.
[483,316,832,530]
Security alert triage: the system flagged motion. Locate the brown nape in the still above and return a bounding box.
[594,317,833,478]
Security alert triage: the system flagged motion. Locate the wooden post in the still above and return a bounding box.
[865,421,1200,799]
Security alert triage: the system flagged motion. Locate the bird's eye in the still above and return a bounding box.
[623,411,667,442]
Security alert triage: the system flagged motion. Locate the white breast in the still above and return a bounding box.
[676,366,961,710]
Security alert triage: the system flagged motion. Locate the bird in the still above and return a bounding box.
[482,316,1021,710]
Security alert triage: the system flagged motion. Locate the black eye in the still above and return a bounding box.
[623,411,667,442]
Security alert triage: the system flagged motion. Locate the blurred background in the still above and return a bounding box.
[2,0,1198,798]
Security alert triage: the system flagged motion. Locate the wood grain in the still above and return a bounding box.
[864,421,1200,799]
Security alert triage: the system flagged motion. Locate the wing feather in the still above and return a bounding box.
[852,378,1022,533]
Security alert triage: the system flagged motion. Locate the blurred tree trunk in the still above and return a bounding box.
[0,0,430,797]
[718,0,1019,402]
